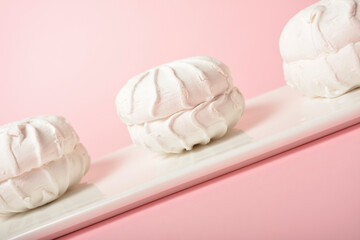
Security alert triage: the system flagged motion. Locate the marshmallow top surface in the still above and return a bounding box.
[0,116,79,182]
[280,0,360,63]
[116,56,233,125]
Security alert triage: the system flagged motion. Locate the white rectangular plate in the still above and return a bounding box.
[1,86,360,240]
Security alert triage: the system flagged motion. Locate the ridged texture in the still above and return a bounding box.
[0,116,79,182]
[116,56,233,125]
[128,88,244,153]
[116,56,245,153]
[279,0,360,98]
[0,144,90,215]
[0,115,91,214]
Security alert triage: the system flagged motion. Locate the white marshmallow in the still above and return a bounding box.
[280,0,360,98]
[0,116,90,215]
[116,56,245,153]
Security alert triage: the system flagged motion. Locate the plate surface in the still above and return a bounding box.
[1,86,360,240]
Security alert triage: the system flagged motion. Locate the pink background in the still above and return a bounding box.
[1,0,359,239]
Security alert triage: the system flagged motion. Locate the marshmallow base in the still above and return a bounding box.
[284,42,360,98]
[128,88,245,153]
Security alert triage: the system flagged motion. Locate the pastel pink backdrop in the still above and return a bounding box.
[1,0,359,239]
[0,0,315,159]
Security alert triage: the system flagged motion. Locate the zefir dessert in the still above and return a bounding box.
[0,116,90,215]
[280,0,360,98]
[116,56,245,153]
